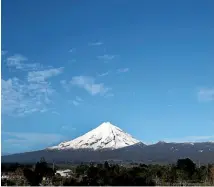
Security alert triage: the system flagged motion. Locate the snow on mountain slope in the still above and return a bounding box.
[48,122,140,150]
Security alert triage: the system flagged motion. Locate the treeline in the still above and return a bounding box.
[2,158,214,186]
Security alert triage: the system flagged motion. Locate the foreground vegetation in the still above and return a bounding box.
[2,158,214,186]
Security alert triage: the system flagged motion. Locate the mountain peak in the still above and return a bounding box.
[98,121,115,128]
[95,122,117,131]
[93,122,122,135]
[48,122,140,150]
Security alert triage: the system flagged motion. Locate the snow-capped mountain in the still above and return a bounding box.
[48,122,140,150]
[3,122,214,164]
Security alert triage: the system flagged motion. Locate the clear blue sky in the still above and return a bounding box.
[1,0,214,154]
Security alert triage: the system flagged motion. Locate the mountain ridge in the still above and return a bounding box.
[2,141,214,164]
[2,122,214,164]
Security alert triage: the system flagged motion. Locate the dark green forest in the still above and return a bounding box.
[2,158,214,186]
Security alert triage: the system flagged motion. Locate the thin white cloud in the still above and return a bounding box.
[98,71,110,77]
[104,93,114,98]
[198,88,214,102]
[72,100,80,106]
[2,131,65,152]
[117,68,129,73]
[76,96,83,102]
[7,54,27,66]
[69,59,76,63]
[60,80,70,92]
[27,67,64,82]
[60,80,67,85]
[2,53,64,117]
[1,50,8,55]
[72,96,83,106]
[6,54,41,71]
[97,54,115,61]
[89,42,103,46]
[2,76,56,117]
[52,111,60,115]
[61,125,76,131]
[68,96,83,106]
[163,135,214,143]
[70,76,110,96]
[68,48,75,53]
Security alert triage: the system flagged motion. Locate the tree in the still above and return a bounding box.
[104,161,110,169]
[209,165,214,185]
[75,164,89,177]
[23,168,39,186]
[192,166,207,183]
[177,158,196,178]
[165,165,177,185]
[52,173,63,186]
[23,157,54,186]
[63,178,78,186]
